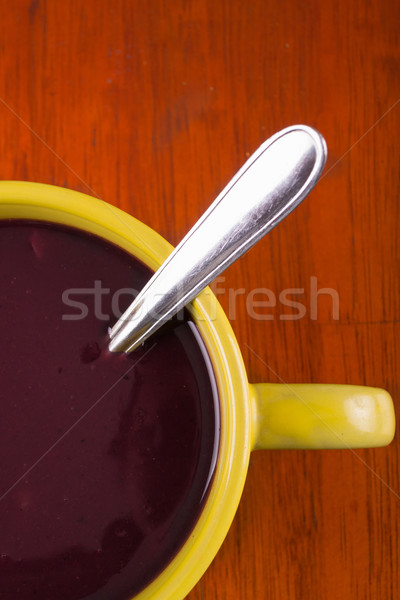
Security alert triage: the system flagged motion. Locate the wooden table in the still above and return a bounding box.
[0,1,399,598]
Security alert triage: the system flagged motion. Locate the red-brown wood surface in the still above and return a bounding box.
[0,1,399,598]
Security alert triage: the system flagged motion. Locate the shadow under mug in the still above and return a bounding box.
[0,181,395,600]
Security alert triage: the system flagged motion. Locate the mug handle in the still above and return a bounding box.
[250,384,395,449]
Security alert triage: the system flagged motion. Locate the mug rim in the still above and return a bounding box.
[0,181,252,600]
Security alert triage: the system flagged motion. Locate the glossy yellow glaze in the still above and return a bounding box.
[251,384,395,449]
[0,181,395,600]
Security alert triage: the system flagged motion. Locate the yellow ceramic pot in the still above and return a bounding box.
[0,181,395,600]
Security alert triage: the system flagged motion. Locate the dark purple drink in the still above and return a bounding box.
[0,221,219,600]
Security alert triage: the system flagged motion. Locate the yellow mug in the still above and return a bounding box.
[0,181,395,600]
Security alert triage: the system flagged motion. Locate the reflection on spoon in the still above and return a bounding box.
[109,125,327,353]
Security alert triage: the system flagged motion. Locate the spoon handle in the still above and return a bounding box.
[109,125,327,353]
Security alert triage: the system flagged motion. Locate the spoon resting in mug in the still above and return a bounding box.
[108,124,327,353]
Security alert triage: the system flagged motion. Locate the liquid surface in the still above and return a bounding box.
[0,221,219,600]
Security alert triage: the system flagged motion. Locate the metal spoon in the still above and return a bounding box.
[108,124,327,353]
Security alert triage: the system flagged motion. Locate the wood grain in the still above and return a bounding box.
[0,0,399,598]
